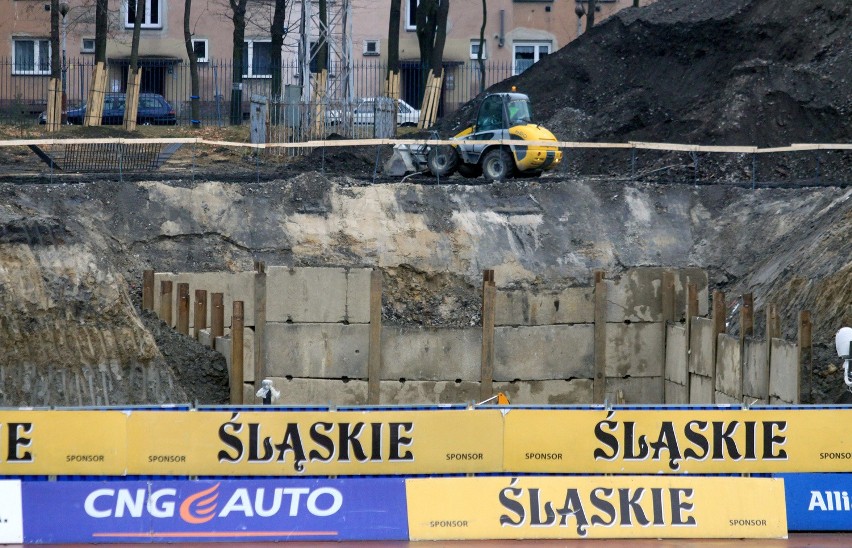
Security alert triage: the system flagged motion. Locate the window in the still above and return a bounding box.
[363,39,380,56]
[470,39,486,60]
[405,0,417,30]
[12,38,50,75]
[513,41,550,75]
[243,39,271,78]
[81,38,95,53]
[191,38,208,63]
[125,0,162,29]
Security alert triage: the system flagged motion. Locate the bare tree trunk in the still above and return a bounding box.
[184,0,200,127]
[478,0,486,93]
[633,0,639,6]
[94,0,108,63]
[386,0,401,89]
[124,0,144,128]
[586,0,596,31]
[229,0,247,125]
[270,0,287,124]
[429,0,448,77]
[415,0,437,100]
[316,0,328,73]
[50,0,60,80]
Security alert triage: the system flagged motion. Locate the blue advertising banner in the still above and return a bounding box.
[22,478,408,543]
[779,473,852,531]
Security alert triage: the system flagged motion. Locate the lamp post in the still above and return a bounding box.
[59,2,69,124]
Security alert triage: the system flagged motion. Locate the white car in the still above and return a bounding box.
[351,98,420,127]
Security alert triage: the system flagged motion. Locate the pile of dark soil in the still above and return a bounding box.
[480,0,849,147]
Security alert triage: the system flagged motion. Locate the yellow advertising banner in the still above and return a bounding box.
[0,411,127,475]
[406,475,787,540]
[126,409,504,475]
[504,408,852,474]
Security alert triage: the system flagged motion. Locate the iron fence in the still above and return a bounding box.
[0,57,515,128]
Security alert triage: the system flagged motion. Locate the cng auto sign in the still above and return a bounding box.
[22,478,408,543]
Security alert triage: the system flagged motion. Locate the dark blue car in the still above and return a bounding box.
[41,92,177,125]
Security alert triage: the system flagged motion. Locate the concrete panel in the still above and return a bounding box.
[495,287,593,326]
[688,317,714,376]
[265,323,369,378]
[770,338,799,404]
[380,380,481,405]
[665,380,688,404]
[381,326,480,381]
[198,328,212,348]
[689,373,714,404]
[494,379,594,405]
[345,268,373,324]
[606,376,663,404]
[604,268,707,322]
[219,327,255,384]
[154,271,256,329]
[714,391,742,405]
[743,338,769,400]
[665,324,687,384]
[715,334,741,399]
[494,325,594,381]
[243,377,368,406]
[267,266,349,323]
[605,322,664,377]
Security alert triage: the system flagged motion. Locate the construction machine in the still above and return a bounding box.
[386,90,562,181]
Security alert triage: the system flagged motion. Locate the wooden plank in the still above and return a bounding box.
[46,78,61,133]
[480,270,496,402]
[738,293,754,402]
[593,270,606,403]
[85,62,107,127]
[124,69,142,130]
[764,303,778,400]
[367,269,383,404]
[176,282,190,335]
[253,262,266,391]
[231,301,244,404]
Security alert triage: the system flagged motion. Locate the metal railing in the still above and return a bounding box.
[0,57,515,128]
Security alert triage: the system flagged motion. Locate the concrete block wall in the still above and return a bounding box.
[743,338,769,404]
[715,334,741,401]
[664,324,688,403]
[769,339,799,404]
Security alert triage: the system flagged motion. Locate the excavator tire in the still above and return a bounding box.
[427,146,458,177]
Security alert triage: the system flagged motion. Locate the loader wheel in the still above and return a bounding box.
[481,148,515,182]
[427,146,458,177]
[457,163,482,179]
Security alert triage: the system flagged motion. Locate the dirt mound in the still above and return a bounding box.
[443,0,850,149]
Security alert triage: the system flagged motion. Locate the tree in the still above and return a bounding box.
[123,0,144,129]
[415,0,449,92]
[50,0,60,81]
[586,0,596,31]
[477,0,486,93]
[269,0,287,123]
[229,0,249,125]
[183,0,201,127]
[94,0,108,63]
[386,0,401,95]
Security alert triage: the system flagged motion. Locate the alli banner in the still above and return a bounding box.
[778,473,852,531]
[0,410,127,475]
[126,409,503,475]
[22,478,408,543]
[503,408,852,474]
[406,476,787,540]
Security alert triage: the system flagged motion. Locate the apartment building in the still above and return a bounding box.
[0,0,651,120]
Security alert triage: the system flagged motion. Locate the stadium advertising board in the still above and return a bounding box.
[0,410,126,475]
[504,408,852,473]
[22,478,408,543]
[779,473,852,531]
[126,409,503,475]
[406,476,786,540]
[0,480,23,544]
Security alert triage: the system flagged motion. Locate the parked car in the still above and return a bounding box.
[353,97,420,127]
[327,98,421,127]
[40,93,176,126]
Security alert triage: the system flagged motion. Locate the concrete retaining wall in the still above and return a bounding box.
[150,266,800,407]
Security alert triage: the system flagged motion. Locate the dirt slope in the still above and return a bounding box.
[483,0,851,147]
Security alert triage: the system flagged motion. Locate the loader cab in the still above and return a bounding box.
[475,92,534,132]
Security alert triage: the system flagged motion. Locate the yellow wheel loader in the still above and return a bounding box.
[386,91,562,182]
